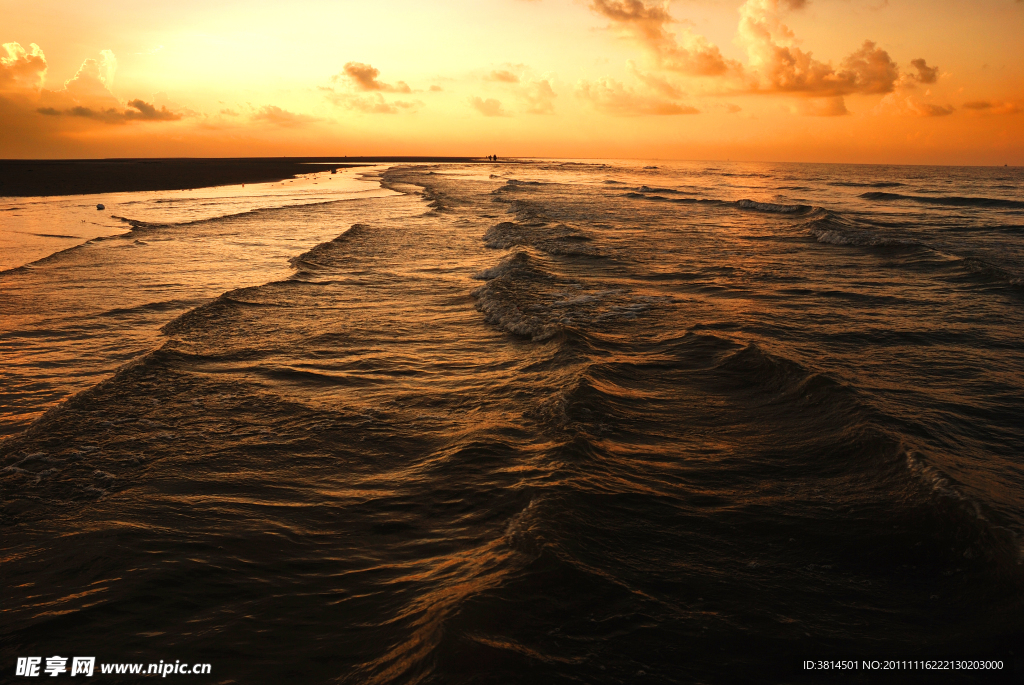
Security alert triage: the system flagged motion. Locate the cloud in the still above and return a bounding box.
[220,108,239,116]
[124,99,178,120]
[429,85,443,92]
[738,0,899,97]
[589,0,735,76]
[910,58,938,84]
[487,70,520,83]
[469,96,506,116]
[323,62,419,113]
[338,62,411,93]
[2,43,185,133]
[323,88,418,114]
[59,51,120,109]
[36,99,181,124]
[874,93,954,117]
[589,0,672,43]
[576,77,698,115]
[251,105,319,126]
[962,100,1021,115]
[628,61,684,98]
[516,77,558,114]
[477,68,558,114]
[1,42,47,92]
[794,96,850,116]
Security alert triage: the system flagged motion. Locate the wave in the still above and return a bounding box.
[623,191,723,206]
[860,192,1024,209]
[99,298,206,318]
[29,232,81,239]
[289,223,370,271]
[637,185,684,194]
[806,210,1023,286]
[959,257,1024,288]
[471,251,563,340]
[471,251,663,341]
[734,199,812,214]
[483,206,601,257]
[827,181,905,188]
[805,209,921,247]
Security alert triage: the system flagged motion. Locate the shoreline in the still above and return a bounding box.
[0,157,486,197]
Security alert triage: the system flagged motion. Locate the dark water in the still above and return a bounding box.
[2,161,1023,683]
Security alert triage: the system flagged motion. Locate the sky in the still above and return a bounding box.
[1,0,1022,164]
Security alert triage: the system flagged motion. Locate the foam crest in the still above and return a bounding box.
[483,221,599,257]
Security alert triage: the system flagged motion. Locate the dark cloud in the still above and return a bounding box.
[915,103,954,116]
[34,99,181,124]
[338,62,411,93]
[910,58,938,84]
[124,99,179,121]
[962,100,1021,114]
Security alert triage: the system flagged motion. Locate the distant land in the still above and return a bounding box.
[0,157,485,197]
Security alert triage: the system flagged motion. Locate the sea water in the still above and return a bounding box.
[1,161,1022,682]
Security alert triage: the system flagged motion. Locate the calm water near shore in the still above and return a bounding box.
[2,160,1022,683]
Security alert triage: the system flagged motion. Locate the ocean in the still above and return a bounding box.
[2,160,1022,683]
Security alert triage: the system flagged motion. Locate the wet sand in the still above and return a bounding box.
[0,157,481,197]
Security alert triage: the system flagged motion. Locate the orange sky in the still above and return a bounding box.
[2,0,1022,164]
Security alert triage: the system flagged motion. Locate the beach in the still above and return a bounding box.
[0,157,481,197]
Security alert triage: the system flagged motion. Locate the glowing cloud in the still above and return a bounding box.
[252,105,319,126]
[486,70,520,83]
[589,0,735,76]
[469,96,506,116]
[576,77,698,116]
[738,0,898,96]
[0,42,47,91]
[875,93,954,117]
[520,78,557,114]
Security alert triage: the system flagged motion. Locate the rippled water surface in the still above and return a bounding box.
[2,161,1023,683]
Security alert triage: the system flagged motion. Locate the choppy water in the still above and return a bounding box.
[2,161,1023,683]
